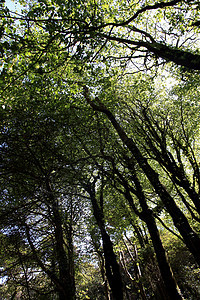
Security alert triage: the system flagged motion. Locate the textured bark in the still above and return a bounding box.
[86,182,124,300]
[47,182,76,300]
[144,211,182,300]
[84,93,200,266]
[144,41,200,70]
[53,206,75,300]
[100,34,200,70]
[140,111,200,215]
[123,169,182,300]
[94,245,110,300]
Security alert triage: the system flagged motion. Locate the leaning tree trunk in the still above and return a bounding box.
[123,171,183,300]
[144,211,182,300]
[84,97,200,267]
[85,182,124,300]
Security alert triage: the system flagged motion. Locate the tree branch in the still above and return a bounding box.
[100,34,200,70]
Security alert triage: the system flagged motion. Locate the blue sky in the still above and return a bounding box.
[5,0,22,12]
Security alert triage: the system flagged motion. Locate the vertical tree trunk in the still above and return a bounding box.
[101,228,124,300]
[123,240,147,300]
[47,182,76,300]
[92,239,111,300]
[85,182,124,300]
[53,209,75,300]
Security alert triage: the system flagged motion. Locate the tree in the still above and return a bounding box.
[0,75,82,300]
[84,177,124,300]
[1,0,200,88]
[0,0,200,299]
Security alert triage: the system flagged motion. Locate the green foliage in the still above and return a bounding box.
[162,231,200,299]
[0,0,200,299]
[76,261,105,300]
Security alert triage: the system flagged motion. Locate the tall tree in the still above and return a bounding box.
[1,1,200,299]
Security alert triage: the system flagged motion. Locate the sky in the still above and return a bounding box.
[5,0,22,13]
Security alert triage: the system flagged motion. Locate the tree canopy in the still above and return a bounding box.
[0,0,200,299]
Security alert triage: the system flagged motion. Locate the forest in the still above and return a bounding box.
[0,0,200,299]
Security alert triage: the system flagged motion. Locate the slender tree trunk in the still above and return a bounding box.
[52,206,75,300]
[101,228,124,300]
[123,175,183,299]
[123,240,147,300]
[144,210,182,300]
[92,240,111,300]
[140,112,200,215]
[85,182,124,300]
[47,182,76,300]
[17,242,31,300]
[85,101,200,266]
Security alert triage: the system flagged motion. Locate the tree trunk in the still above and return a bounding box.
[92,240,111,300]
[123,240,147,300]
[47,182,76,300]
[100,34,200,70]
[101,228,124,300]
[144,210,182,300]
[53,204,75,300]
[85,182,124,300]
[123,172,183,300]
[87,102,200,267]
[140,112,200,215]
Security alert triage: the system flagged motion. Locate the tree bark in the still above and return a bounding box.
[84,97,200,267]
[100,34,200,70]
[85,182,124,300]
[123,170,182,300]
[144,211,182,300]
[139,111,200,215]
[46,181,76,300]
